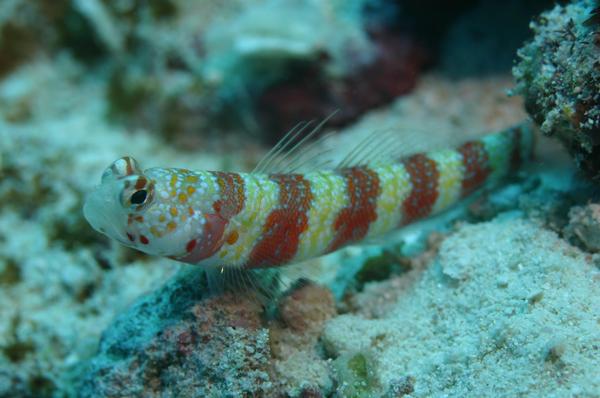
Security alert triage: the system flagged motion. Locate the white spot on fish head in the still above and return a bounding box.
[101,156,142,182]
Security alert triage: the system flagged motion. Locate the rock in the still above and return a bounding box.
[80,271,344,397]
[564,203,600,252]
[513,0,600,179]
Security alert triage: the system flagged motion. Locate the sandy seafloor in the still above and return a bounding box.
[0,1,599,397]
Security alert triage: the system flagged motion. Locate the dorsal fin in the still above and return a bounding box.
[253,112,464,175]
[252,112,337,174]
[337,129,400,169]
[335,127,455,169]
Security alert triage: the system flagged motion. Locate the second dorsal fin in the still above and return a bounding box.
[252,113,461,175]
[335,126,457,169]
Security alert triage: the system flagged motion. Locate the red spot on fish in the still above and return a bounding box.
[226,230,239,245]
[402,153,439,224]
[177,173,246,264]
[247,174,313,268]
[458,140,491,196]
[328,167,381,252]
[134,176,147,190]
[139,235,149,245]
[124,156,135,175]
[186,239,197,253]
[176,213,227,264]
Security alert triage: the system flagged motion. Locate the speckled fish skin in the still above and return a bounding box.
[84,123,534,269]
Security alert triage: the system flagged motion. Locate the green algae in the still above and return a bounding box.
[355,245,410,288]
[334,351,381,398]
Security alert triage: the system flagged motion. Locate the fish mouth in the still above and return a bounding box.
[83,183,129,244]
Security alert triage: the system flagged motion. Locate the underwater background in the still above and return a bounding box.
[0,0,599,397]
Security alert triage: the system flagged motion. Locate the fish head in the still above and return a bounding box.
[84,156,208,258]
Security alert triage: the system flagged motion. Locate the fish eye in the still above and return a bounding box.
[118,175,154,210]
[130,189,148,205]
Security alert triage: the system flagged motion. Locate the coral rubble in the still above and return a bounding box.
[0,56,248,397]
[270,281,337,396]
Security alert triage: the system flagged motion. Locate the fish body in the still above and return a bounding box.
[84,123,534,269]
